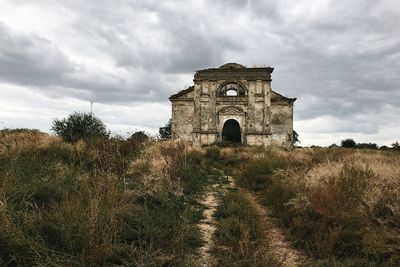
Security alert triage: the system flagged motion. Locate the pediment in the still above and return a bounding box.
[271,90,296,103]
[218,106,246,115]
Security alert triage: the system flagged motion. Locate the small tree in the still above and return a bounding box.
[128,131,149,143]
[159,119,172,139]
[392,141,400,150]
[52,112,109,143]
[292,130,300,146]
[341,138,357,148]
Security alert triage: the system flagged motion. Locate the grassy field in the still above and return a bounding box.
[1,129,399,266]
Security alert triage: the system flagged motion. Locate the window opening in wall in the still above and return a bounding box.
[226,89,238,96]
[218,82,245,96]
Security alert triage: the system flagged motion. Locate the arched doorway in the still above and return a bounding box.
[222,119,241,143]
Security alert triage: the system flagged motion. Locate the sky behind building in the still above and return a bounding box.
[1,0,399,146]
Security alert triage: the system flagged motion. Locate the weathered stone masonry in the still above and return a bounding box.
[169,63,296,147]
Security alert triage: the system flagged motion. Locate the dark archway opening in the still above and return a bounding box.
[222,119,241,143]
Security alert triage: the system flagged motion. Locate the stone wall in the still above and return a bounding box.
[270,103,294,147]
[171,101,194,141]
[169,63,296,147]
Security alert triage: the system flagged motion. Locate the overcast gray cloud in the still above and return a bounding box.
[0,0,399,145]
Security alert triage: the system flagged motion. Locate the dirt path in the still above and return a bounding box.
[243,191,305,267]
[196,174,304,267]
[195,176,234,267]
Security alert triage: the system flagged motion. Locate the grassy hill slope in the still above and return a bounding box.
[1,130,399,266]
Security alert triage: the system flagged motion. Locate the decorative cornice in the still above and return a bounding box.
[194,65,273,82]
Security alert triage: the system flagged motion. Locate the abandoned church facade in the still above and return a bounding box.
[169,63,296,147]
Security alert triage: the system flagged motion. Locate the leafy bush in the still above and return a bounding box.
[341,139,357,148]
[392,141,400,150]
[128,131,149,143]
[52,112,109,143]
[159,119,172,139]
[293,130,300,146]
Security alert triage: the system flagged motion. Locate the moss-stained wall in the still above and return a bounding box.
[169,63,295,147]
[270,103,294,147]
[171,102,194,140]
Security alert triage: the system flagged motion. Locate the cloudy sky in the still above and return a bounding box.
[0,0,399,146]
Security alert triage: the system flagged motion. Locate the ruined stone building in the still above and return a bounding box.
[169,63,296,147]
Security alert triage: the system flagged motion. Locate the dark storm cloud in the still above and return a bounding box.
[72,0,246,73]
[0,22,178,103]
[0,22,74,86]
[242,0,400,131]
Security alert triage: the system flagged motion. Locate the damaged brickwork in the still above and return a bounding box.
[169,63,296,147]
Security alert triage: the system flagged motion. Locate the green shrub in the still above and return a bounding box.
[127,131,149,143]
[159,119,172,139]
[341,139,357,148]
[391,141,400,150]
[52,112,110,143]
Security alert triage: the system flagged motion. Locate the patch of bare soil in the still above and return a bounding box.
[244,191,306,267]
[195,176,234,267]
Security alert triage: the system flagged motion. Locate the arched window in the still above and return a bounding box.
[226,89,238,96]
[218,82,246,96]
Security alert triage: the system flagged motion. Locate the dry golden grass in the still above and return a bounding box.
[236,146,400,266]
[0,129,60,155]
[128,140,197,194]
